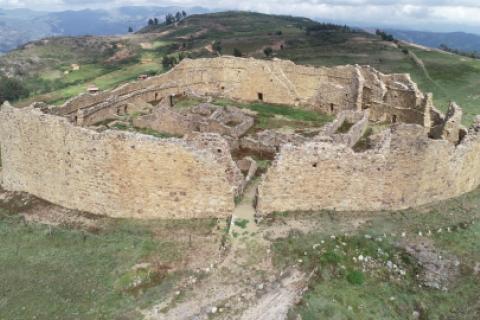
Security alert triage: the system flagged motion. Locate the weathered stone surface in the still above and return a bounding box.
[0,103,238,219]
[257,123,480,214]
[1,57,480,219]
[53,57,429,125]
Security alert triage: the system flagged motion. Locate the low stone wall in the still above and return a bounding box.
[257,123,480,214]
[0,103,240,219]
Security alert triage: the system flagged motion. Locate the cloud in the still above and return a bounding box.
[1,0,480,33]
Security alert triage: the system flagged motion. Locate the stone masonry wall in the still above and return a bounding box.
[257,123,480,214]
[0,103,239,219]
[54,57,428,125]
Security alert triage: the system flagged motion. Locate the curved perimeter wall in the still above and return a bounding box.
[257,124,480,214]
[0,104,240,219]
[55,57,428,127]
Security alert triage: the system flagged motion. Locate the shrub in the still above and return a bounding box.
[263,47,273,57]
[212,41,222,54]
[346,270,365,285]
[233,48,242,57]
[0,77,29,104]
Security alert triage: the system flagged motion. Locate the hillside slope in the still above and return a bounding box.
[0,6,210,53]
[387,29,480,53]
[2,11,480,124]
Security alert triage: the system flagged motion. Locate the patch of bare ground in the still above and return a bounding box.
[255,41,285,55]
[143,239,307,320]
[178,28,209,40]
[0,188,106,232]
[106,48,136,63]
[143,182,308,320]
[398,237,461,290]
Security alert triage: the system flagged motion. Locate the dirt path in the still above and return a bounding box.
[230,181,259,241]
[143,181,307,320]
[407,50,448,96]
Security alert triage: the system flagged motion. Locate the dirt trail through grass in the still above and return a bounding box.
[144,181,309,320]
[230,180,259,240]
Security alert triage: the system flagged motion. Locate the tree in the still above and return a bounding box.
[165,13,175,25]
[182,11,187,18]
[263,47,273,57]
[0,77,29,104]
[233,48,242,57]
[175,11,182,22]
[162,56,177,69]
[148,19,154,26]
[376,29,395,42]
[212,41,222,54]
[154,18,159,25]
[128,26,133,33]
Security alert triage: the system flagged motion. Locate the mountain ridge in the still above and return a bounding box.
[385,29,480,53]
[0,6,211,53]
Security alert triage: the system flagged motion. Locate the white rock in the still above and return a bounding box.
[211,306,218,314]
[358,255,364,262]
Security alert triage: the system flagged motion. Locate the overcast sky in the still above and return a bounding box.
[2,0,480,33]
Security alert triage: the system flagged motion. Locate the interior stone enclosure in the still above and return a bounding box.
[1,56,479,219]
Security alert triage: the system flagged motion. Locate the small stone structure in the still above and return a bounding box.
[1,56,479,219]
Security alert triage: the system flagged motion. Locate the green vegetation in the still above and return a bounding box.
[376,29,397,42]
[0,204,219,319]
[0,77,29,104]
[212,98,333,130]
[263,47,273,57]
[234,218,249,229]
[134,127,182,139]
[272,186,480,320]
[233,48,243,57]
[336,120,354,133]
[110,121,183,139]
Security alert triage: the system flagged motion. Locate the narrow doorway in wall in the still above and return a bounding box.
[330,103,335,113]
[169,95,174,107]
[257,92,264,101]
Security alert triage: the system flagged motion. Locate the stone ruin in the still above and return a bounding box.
[1,56,479,219]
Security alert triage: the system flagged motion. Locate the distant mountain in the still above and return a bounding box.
[386,29,480,53]
[0,6,211,53]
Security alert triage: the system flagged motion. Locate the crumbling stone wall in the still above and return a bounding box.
[2,57,479,220]
[0,103,241,219]
[53,57,429,125]
[257,122,480,214]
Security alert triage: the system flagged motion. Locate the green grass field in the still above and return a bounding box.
[272,188,480,320]
[0,203,220,319]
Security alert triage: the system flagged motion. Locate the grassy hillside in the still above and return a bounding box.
[1,11,479,123]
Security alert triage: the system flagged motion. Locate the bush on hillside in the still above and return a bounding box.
[0,77,29,104]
